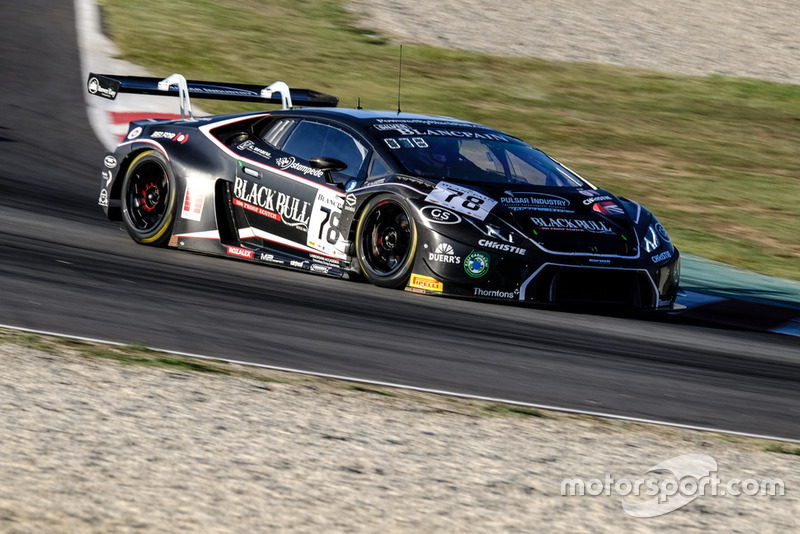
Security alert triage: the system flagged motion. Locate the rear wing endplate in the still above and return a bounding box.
[87,73,339,119]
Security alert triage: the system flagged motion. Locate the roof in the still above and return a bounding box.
[278,107,494,130]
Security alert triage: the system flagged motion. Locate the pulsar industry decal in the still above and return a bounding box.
[500,191,572,213]
[127,127,142,140]
[181,184,205,221]
[425,182,496,221]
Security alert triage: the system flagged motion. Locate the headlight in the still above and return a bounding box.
[643,224,660,253]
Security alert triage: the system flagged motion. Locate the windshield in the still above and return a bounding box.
[370,125,586,187]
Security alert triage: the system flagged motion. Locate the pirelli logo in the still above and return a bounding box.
[408,274,443,293]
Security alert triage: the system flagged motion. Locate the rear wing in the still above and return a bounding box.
[87,73,339,119]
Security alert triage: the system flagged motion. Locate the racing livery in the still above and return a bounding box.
[90,73,680,310]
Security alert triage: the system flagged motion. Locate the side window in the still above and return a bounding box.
[282,121,368,178]
[368,155,391,179]
[261,118,298,148]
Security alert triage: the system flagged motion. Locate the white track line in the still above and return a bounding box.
[3,323,798,445]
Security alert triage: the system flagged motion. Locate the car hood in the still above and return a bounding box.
[491,185,639,256]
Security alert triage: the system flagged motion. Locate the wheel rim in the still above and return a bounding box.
[362,201,413,275]
[126,160,170,232]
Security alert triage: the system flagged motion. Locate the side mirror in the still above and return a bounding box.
[310,156,348,188]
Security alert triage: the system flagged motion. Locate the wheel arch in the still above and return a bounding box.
[352,191,420,288]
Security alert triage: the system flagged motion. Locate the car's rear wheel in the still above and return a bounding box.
[121,150,176,247]
[355,194,417,288]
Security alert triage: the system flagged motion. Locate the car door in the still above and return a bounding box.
[231,118,368,261]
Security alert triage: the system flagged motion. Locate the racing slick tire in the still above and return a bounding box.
[120,150,177,247]
[355,194,418,288]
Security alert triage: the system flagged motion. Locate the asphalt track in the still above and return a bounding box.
[1,1,799,440]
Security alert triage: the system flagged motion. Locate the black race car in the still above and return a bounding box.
[89,73,680,310]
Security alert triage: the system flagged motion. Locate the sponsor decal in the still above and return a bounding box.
[651,250,673,263]
[275,156,324,178]
[102,169,113,186]
[374,118,476,127]
[420,205,462,225]
[310,253,341,266]
[655,222,671,242]
[104,155,117,169]
[588,258,612,264]
[344,193,357,212]
[151,131,189,144]
[310,264,330,274]
[181,185,204,221]
[464,250,490,278]
[315,190,344,210]
[408,273,444,292]
[582,195,613,206]
[477,239,526,256]
[98,189,108,207]
[578,189,599,197]
[374,123,510,142]
[473,287,518,300]
[237,139,272,160]
[428,243,461,264]
[233,177,310,231]
[531,216,615,234]
[643,225,660,252]
[592,201,625,215]
[290,260,305,268]
[308,189,348,259]
[233,197,280,221]
[87,76,118,99]
[227,246,253,259]
[345,180,358,192]
[258,253,284,264]
[190,85,258,98]
[127,127,142,140]
[501,191,571,213]
[425,182,497,221]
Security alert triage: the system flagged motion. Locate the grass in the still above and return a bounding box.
[482,403,549,419]
[99,0,800,280]
[764,442,800,456]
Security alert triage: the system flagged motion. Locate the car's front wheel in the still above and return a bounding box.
[355,194,417,288]
[120,150,176,247]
